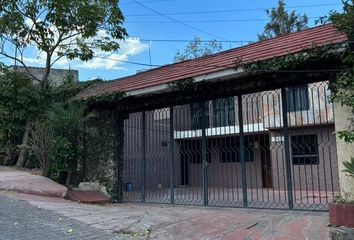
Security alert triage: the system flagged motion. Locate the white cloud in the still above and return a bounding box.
[21,23,148,70]
[76,38,148,70]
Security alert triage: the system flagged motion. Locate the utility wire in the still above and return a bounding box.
[121,0,175,5]
[129,0,228,41]
[125,17,321,24]
[139,39,253,43]
[125,3,342,17]
[94,56,349,73]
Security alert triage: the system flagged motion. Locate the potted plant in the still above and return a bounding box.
[329,158,354,228]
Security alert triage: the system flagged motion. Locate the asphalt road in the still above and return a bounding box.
[0,194,125,240]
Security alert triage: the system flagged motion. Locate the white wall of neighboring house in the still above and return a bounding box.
[12,66,79,86]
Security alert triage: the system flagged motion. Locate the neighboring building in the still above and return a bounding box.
[78,24,350,211]
[12,66,79,86]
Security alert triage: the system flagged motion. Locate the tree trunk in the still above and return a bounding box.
[66,169,72,187]
[16,121,31,167]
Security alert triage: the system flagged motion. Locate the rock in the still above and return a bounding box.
[330,226,354,240]
[78,182,109,196]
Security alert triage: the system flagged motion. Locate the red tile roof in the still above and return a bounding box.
[78,24,347,99]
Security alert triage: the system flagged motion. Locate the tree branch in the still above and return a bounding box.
[0,48,42,83]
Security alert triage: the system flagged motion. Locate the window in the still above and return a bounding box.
[181,140,211,164]
[219,138,253,163]
[286,85,309,112]
[213,97,235,127]
[190,102,209,130]
[153,108,170,120]
[291,134,319,165]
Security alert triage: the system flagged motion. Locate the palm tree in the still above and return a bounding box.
[343,158,354,177]
[46,101,95,186]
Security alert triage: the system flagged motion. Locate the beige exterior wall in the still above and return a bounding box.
[334,103,354,201]
[263,81,334,128]
[270,125,339,192]
[187,140,263,188]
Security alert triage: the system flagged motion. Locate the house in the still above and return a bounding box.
[78,24,351,210]
[11,66,78,86]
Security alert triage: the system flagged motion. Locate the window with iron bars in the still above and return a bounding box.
[190,102,209,130]
[212,97,235,127]
[285,84,309,112]
[291,134,319,165]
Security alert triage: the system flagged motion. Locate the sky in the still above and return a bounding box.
[6,0,344,81]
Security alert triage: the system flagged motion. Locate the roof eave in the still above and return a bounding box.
[125,67,245,97]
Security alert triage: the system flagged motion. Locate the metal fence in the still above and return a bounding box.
[123,81,339,211]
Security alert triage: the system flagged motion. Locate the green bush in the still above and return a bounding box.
[49,137,76,184]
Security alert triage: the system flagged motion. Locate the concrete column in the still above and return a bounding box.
[334,103,354,201]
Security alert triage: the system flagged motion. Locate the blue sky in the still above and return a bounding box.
[10,0,344,81]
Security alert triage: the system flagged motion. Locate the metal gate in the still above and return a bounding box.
[123,81,339,211]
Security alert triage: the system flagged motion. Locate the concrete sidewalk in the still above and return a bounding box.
[2,191,330,240]
[0,167,67,198]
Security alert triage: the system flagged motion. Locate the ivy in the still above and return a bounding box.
[84,91,126,108]
[329,0,354,144]
[241,43,348,73]
[82,110,126,201]
[167,77,197,91]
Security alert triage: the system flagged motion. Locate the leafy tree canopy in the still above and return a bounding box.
[0,0,127,88]
[174,36,222,62]
[258,0,308,40]
[0,71,40,151]
[328,0,354,143]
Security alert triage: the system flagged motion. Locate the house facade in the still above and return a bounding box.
[123,80,338,209]
[78,24,350,210]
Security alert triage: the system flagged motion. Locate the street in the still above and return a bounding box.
[0,194,124,240]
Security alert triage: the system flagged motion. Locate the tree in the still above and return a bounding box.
[0,0,127,89]
[0,0,124,166]
[329,0,354,143]
[45,101,95,185]
[0,71,40,165]
[174,37,222,62]
[27,121,55,176]
[258,0,308,40]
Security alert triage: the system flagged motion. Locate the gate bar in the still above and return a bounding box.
[281,88,294,209]
[141,111,146,202]
[201,101,209,206]
[169,107,175,204]
[238,95,248,208]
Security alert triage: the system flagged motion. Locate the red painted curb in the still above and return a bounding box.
[329,202,354,228]
[65,190,112,204]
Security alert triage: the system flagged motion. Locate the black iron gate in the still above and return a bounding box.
[123,81,339,211]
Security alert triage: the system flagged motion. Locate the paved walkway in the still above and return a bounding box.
[1,191,330,240]
[0,194,125,240]
[0,167,67,197]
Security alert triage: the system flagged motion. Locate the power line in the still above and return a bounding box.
[120,0,175,5]
[125,3,342,17]
[93,56,349,73]
[125,18,269,24]
[129,0,228,41]
[139,39,254,43]
[125,17,321,24]
[96,56,161,67]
